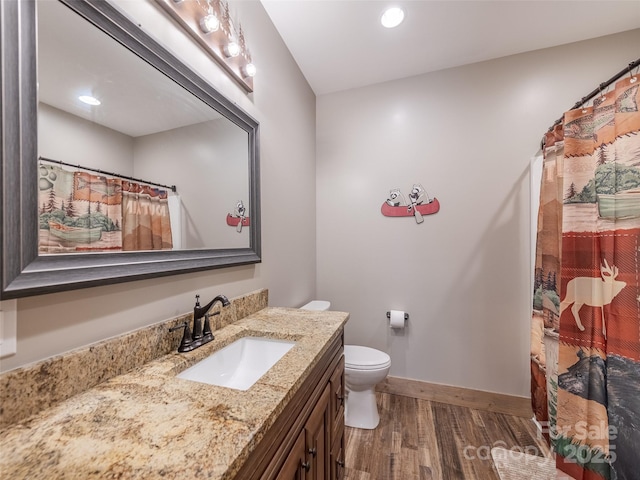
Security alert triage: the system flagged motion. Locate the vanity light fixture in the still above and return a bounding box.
[199,9,219,33]
[78,95,101,106]
[381,6,405,28]
[242,63,257,78]
[155,0,255,92]
[223,40,240,57]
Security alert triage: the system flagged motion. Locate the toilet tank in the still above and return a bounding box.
[300,300,330,311]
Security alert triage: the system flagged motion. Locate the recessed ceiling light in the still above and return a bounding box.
[381,6,404,28]
[78,95,101,106]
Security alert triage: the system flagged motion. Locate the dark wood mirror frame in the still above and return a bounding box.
[0,0,261,299]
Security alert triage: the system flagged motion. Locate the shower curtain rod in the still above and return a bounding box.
[39,156,177,193]
[544,58,640,136]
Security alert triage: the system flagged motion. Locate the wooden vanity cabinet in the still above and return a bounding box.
[275,385,329,480]
[329,356,345,439]
[274,430,306,480]
[303,385,329,480]
[328,356,345,480]
[234,332,345,480]
[329,425,345,480]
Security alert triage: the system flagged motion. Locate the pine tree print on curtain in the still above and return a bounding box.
[38,165,123,253]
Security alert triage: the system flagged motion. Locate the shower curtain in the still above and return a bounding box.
[38,166,123,253]
[121,180,173,251]
[38,164,173,253]
[531,75,640,480]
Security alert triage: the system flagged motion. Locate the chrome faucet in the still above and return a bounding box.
[170,294,230,352]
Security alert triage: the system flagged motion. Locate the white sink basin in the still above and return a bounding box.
[176,336,296,390]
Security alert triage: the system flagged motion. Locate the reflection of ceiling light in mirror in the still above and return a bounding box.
[224,41,241,57]
[199,14,219,33]
[78,95,101,106]
[381,7,404,28]
[243,63,257,78]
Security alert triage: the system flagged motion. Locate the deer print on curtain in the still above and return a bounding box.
[531,75,640,480]
[560,259,626,338]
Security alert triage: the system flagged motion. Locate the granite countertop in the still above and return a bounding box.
[0,307,348,479]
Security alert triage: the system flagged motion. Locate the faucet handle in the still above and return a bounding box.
[169,322,193,353]
[195,294,201,307]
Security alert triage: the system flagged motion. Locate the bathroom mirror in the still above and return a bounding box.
[0,0,261,299]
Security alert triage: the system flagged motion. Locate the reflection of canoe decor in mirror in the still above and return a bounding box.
[0,0,261,298]
[155,0,256,92]
[226,200,250,232]
[381,184,441,224]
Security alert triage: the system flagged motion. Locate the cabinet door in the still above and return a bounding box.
[329,426,345,480]
[275,430,307,480]
[305,385,330,480]
[329,356,345,443]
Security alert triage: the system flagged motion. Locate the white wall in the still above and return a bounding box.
[316,29,640,397]
[1,0,317,372]
[134,118,250,249]
[38,103,134,174]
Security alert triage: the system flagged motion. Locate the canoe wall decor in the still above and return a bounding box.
[227,200,250,232]
[381,184,440,224]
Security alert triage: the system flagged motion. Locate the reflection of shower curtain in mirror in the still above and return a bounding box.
[121,181,173,251]
[38,164,172,253]
[38,165,123,253]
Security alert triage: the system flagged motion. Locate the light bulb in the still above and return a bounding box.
[224,41,240,57]
[381,7,404,28]
[243,63,257,78]
[199,13,219,33]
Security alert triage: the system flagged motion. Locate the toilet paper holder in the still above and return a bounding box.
[386,311,409,320]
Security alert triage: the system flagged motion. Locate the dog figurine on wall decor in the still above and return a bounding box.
[381,184,440,223]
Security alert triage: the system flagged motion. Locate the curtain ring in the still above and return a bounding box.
[599,83,607,98]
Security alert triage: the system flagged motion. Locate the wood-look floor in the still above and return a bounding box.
[344,392,551,480]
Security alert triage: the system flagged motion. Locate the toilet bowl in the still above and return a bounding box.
[300,300,391,430]
[343,345,390,429]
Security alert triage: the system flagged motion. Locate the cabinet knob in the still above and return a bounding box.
[301,461,311,472]
[308,447,317,457]
[337,458,345,468]
[336,392,344,406]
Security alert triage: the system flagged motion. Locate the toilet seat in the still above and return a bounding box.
[345,345,391,371]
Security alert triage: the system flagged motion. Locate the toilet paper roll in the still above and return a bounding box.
[389,310,406,329]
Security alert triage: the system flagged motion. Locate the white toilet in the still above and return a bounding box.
[300,300,391,429]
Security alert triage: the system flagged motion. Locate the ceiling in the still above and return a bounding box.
[260,0,640,95]
[38,0,221,137]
